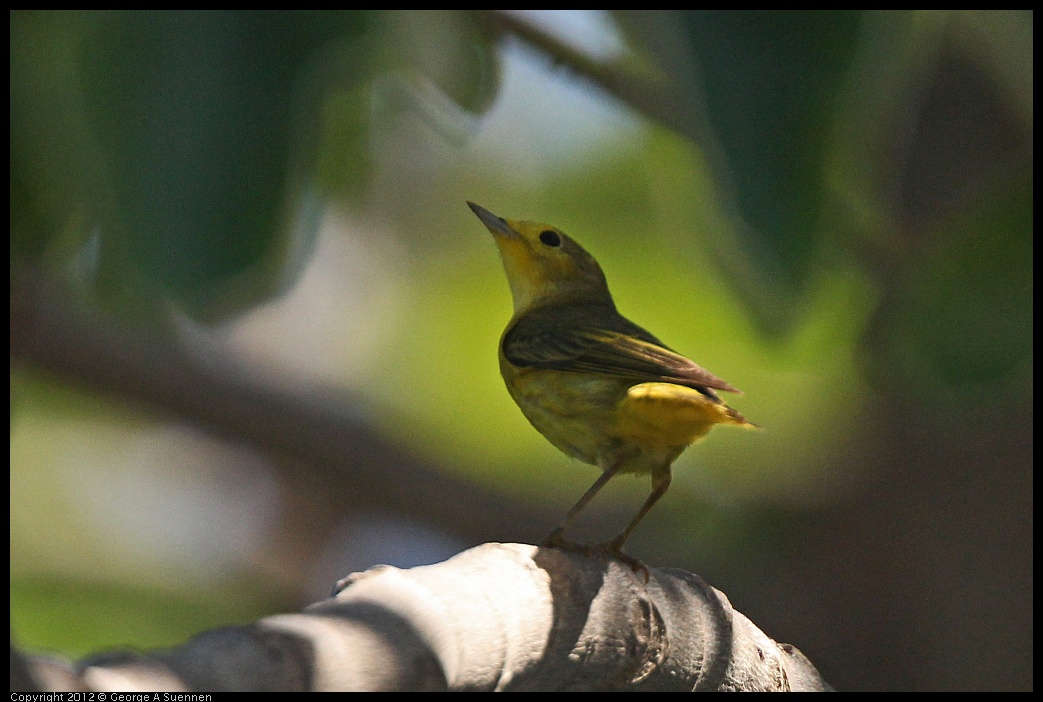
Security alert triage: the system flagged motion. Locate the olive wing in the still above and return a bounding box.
[502,305,740,396]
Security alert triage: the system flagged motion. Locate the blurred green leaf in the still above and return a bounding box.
[82,11,372,320]
[388,11,500,117]
[617,10,863,331]
[11,12,104,262]
[676,11,863,280]
[12,10,375,321]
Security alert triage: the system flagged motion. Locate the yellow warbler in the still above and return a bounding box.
[468,202,756,573]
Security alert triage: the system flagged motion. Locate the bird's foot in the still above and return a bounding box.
[542,531,650,583]
[599,536,650,583]
[541,529,597,556]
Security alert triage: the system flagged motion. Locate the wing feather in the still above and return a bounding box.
[503,303,740,395]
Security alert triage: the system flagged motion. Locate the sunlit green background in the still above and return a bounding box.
[11,10,1032,691]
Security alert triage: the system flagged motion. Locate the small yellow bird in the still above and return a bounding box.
[468,201,755,572]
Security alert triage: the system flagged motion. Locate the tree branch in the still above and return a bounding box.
[12,543,832,692]
[477,10,700,141]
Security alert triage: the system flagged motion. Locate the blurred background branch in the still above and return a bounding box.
[478,11,698,141]
[10,264,548,545]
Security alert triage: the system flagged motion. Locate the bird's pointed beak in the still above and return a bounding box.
[468,201,519,240]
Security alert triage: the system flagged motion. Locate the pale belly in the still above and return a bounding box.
[500,362,727,475]
[504,365,627,465]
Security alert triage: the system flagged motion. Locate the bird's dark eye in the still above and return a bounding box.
[539,230,561,247]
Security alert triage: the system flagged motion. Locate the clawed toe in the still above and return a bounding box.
[605,547,650,583]
[540,528,565,549]
[541,532,597,556]
[541,533,650,582]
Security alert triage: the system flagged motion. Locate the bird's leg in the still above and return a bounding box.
[542,462,622,551]
[602,467,673,582]
[606,467,672,551]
